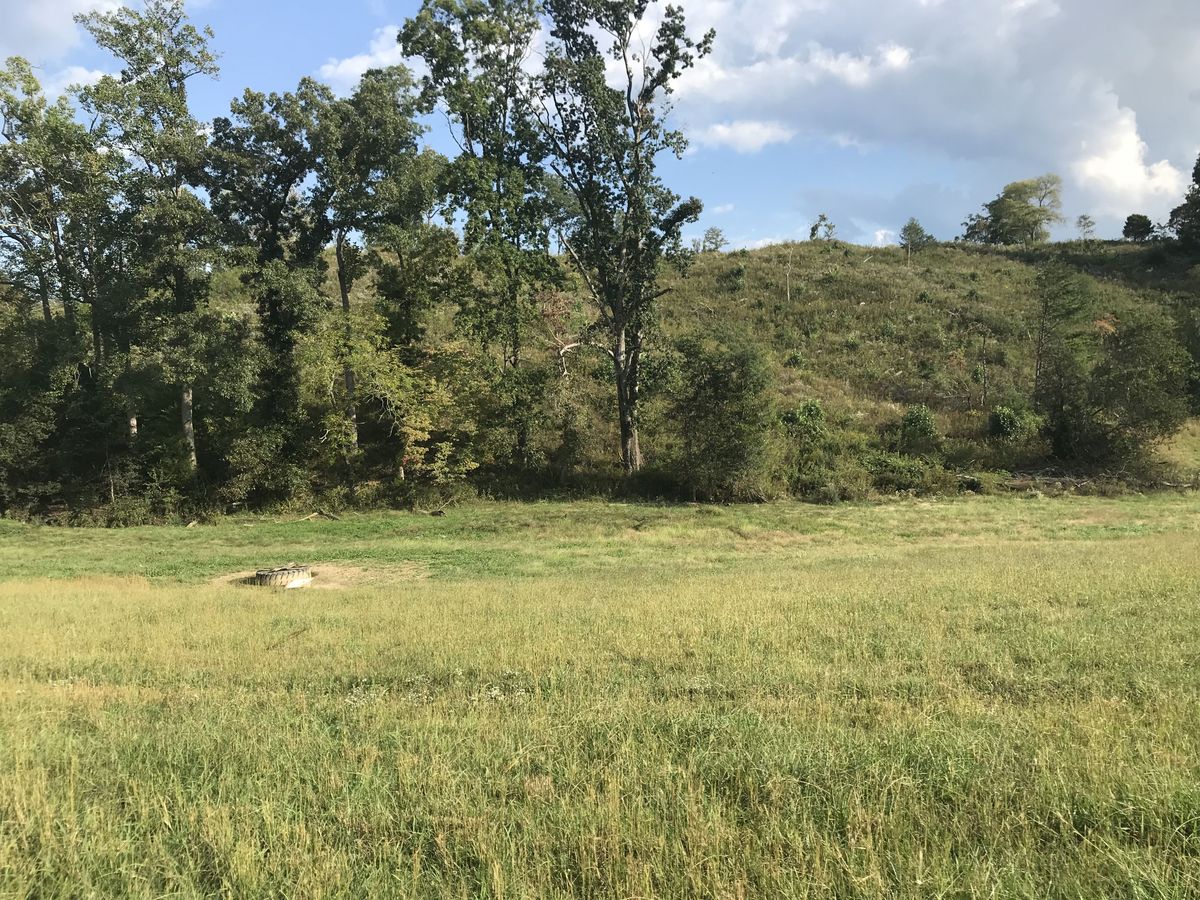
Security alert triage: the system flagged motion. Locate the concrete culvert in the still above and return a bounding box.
[254,564,313,589]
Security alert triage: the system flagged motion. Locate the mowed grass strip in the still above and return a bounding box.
[0,493,1197,583]
[1,497,1199,897]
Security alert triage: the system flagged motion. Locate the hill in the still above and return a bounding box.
[641,239,1200,497]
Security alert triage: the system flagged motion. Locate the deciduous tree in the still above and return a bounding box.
[533,0,713,472]
[77,0,220,473]
[962,175,1063,245]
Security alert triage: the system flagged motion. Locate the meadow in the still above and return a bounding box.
[2,494,1200,898]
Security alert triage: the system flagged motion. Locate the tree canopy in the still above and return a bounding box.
[0,5,1195,522]
[962,175,1063,245]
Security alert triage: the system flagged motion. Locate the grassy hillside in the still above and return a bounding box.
[2,496,1199,897]
[659,240,1198,477]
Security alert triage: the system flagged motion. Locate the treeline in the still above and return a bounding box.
[0,0,1196,523]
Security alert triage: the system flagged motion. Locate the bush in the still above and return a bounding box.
[898,404,940,455]
[868,452,954,495]
[719,263,747,294]
[669,331,785,501]
[989,406,1042,442]
[782,400,826,441]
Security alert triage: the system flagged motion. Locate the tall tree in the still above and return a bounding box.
[77,0,219,473]
[809,213,836,242]
[309,66,427,450]
[1088,307,1191,461]
[534,0,713,473]
[206,78,330,482]
[1168,154,1200,251]
[0,58,116,334]
[400,0,555,465]
[1031,263,1096,458]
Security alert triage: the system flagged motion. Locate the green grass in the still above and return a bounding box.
[657,240,1200,462]
[2,495,1200,897]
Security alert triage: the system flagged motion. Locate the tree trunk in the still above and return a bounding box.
[181,383,197,472]
[49,223,76,328]
[1033,299,1049,404]
[37,274,52,324]
[334,234,359,450]
[613,327,643,474]
[91,314,104,371]
[508,278,530,466]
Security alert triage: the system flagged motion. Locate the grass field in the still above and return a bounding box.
[2,495,1200,898]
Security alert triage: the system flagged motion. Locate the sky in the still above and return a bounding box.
[3,0,1200,247]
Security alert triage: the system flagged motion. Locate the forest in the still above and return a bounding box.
[2,0,1199,523]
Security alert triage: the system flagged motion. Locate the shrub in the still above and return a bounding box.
[989,406,1042,442]
[669,330,785,501]
[898,404,940,455]
[782,400,826,441]
[719,263,747,294]
[867,451,953,494]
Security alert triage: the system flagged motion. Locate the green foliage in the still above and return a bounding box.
[533,0,714,473]
[669,331,783,501]
[963,175,1063,245]
[898,404,940,455]
[989,406,1043,443]
[1,3,1198,516]
[782,400,826,441]
[694,226,729,254]
[1031,265,1191,464]
[899,217,935,259]
[718,262,747,294]
[809,213,836,241]
[1168,154,1200,251]
[867,450,951,493]
[1123,213,1155,242]
[1088,307,1193,461]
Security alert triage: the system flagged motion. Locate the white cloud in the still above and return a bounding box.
[697,120,796,154]
[658,0,1200,232]
[318,25,404,94]
[0,1,120,62]
[873,229,896,246]
[41,65,106,99]
[711,203,736,215]
[1072,106,1186,216]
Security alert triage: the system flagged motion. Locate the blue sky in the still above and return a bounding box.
[6,0,1200,247]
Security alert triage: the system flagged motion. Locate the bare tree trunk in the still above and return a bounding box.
[49,223,76,328]
[507,277,530,466]
[613,327,643,474]
[181,384,197,472]
[785,249,793,304]
[334,234,358,450]
[980,333,990,411]
[1033,298,1049,404]
[126,360,138,440]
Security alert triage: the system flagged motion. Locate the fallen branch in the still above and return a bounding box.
[265,626,311,652]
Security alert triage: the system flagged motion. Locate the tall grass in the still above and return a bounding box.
[2,496,1199,897]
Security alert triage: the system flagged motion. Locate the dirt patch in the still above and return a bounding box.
[212,562,428,591]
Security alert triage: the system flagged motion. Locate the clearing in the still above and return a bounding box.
[1,495,1199,898]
